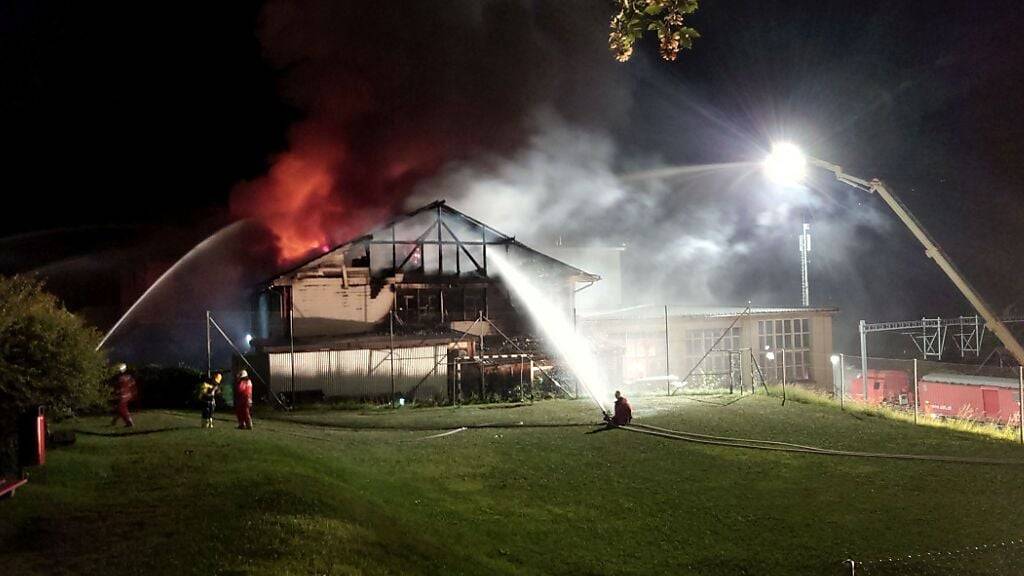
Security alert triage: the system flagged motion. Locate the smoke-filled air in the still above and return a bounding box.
[230,1,630,264]
[226,0,903,344]
[95,0,964,365]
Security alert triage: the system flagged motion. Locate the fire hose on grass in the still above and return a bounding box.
[618,422,1024,466]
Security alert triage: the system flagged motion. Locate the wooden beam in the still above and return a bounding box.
[440,220,484,272]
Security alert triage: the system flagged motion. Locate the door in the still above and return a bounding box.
[982,388,1000,418]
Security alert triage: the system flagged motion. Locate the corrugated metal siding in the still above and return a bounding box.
[269,345,448,401]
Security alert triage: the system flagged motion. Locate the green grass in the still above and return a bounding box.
[3,395,1024,575]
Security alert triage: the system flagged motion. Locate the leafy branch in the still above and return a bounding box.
[609,0,700,62]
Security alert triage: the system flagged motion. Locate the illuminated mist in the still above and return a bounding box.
[488,251,612,414]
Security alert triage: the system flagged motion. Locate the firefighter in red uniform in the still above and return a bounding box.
[234,370,253,430]
[110,363,136,427]
[606,390,632,426]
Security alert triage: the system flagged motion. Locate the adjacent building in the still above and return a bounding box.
[578,305,839,394]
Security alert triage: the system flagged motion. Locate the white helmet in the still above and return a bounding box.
[239,369,248,379]
[117,363,127,373]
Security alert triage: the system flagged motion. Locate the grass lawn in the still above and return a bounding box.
[3,394,1024,575]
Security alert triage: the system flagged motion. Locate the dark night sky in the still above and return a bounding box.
[2,1,1023,359]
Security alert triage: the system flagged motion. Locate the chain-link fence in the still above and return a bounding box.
[831,354,1024,440]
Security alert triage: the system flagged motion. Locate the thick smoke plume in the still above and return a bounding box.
[412,113,891,312]
[230,0,930,355]
[232,0,628,262]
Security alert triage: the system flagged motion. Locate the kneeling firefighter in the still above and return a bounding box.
[604,390,632,426]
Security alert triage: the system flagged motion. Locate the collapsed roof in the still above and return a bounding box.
[267,200,599,286]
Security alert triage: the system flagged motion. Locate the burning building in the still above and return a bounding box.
[249,200,599,403]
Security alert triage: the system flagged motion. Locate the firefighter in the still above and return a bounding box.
[110,364,136,428]
[234,370,253,430]
[605,390,632,427]
[198,373,222,428]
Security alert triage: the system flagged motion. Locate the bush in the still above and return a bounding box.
[0,275,109,429]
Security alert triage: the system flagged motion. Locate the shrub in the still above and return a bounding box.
[0,275,109,429]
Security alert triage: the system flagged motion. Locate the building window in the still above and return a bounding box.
[621,331,664,382]
[683,327,742,373]
[757,318,812,380]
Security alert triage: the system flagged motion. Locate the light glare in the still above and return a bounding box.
[764,142,807,185]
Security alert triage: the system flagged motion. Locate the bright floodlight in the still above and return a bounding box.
[245,334,254,345]
[764,142,807,185]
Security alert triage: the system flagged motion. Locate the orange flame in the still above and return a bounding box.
[232,145,345,262]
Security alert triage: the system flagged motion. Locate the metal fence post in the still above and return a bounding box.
[728,352,735,394]
[664,305,671,397]
[781,349,787,406]
[289,303,296,406]
[519,355,525,403]
[573,307,580,400]
[913,358,919,424]
[389,310,396,406]
[859,320,869,401]
[839,353,846,411]
[206,310,212,379]
[529,358,535,401]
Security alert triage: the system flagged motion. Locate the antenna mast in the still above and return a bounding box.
[799,223,811,307]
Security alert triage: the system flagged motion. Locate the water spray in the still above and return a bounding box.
[95,221,247,351]
[479,315,579,401]
[617,161,756,182]
[487,251,611,415]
